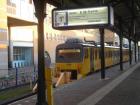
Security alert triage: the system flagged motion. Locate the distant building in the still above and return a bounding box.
[0,0,37,76]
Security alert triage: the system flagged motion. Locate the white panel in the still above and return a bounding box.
[11,28,33,41]
[13,41,33,47]
[0,49,8,69]
[138,41,140,46]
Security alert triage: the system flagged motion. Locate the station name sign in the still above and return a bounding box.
[52,6,114,29]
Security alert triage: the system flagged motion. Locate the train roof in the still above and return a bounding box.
[56,38,129,49]
[57,43,129,50]
[97,45,129,49]
[56,42,95,49]
[97,45,119,48]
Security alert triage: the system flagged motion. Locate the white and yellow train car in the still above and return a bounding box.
[55,39,129,80]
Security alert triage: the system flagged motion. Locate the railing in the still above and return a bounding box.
[0,66,37,90]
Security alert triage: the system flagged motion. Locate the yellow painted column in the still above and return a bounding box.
[0,0,7,29]
[0,0,8,72]
[45,68,54,105]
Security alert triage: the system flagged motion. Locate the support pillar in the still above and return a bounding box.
[119,35,123,70]
[129,39,132,65]
[135,41,137,63]
[99,28,105,79]
[135,40,137,62]
[33,0,48,105]
[119,20,123,71]
[130,18,134,64]
[138,45,140,61]
[8,26,12,68]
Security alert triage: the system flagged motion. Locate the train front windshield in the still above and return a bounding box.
[56,49,82,63]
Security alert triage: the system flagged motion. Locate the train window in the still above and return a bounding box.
[107,51,109,57]
[113,51,115,56]
[115,51,116,56]
[84,48,88,58]
[107,51,109,58]
[111,50,113,57]
[95,49,97,59]
[108,51,109,57]
[58,49,81,58]
[109,51,111,57]
[105,51,107,58]
[118,51,120,56]
[56,48,82,62]
[108,51,110,57]
[99,49,101,59]
[92,48,94,59]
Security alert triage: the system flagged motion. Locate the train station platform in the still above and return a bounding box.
[8,61,140,105]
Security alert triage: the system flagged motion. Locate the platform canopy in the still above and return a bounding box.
[46,0,140,41]
[8,16,37,26]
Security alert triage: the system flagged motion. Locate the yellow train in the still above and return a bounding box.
[55,38,129,80]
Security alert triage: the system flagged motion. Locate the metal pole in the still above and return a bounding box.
[99,28,105,79]
[37,15,48,105]
[129,39,132,65]
[33,0,48,105]
[119,20,123,71]
[134,34,137,62]
[129,18,134,65]
[135,40,137,62]
[137,42,138,62]
[119,35,123,70]
[15,67,18,86]
[8,26,12,68]
[138,46,140,61]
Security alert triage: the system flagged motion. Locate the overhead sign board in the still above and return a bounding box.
[52,6,114,29]
[138,41,140,46]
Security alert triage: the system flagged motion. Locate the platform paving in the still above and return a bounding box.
[8,60,139,105]
[95,63,140,105]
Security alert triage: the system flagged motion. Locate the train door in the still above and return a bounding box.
[108,48,113,66]
[94,47,100,71]
[112,48,115,65]
[90,47,94,72]
[94,48,97,71]
[114,48,118,64]
[96,47,101,70]
[105,47,111,67]
[105,47,108,67]
[94,47,101,71]
[81,47,90,76]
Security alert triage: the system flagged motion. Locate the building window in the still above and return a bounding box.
[13,47,25,61]
[13,47,33,68]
